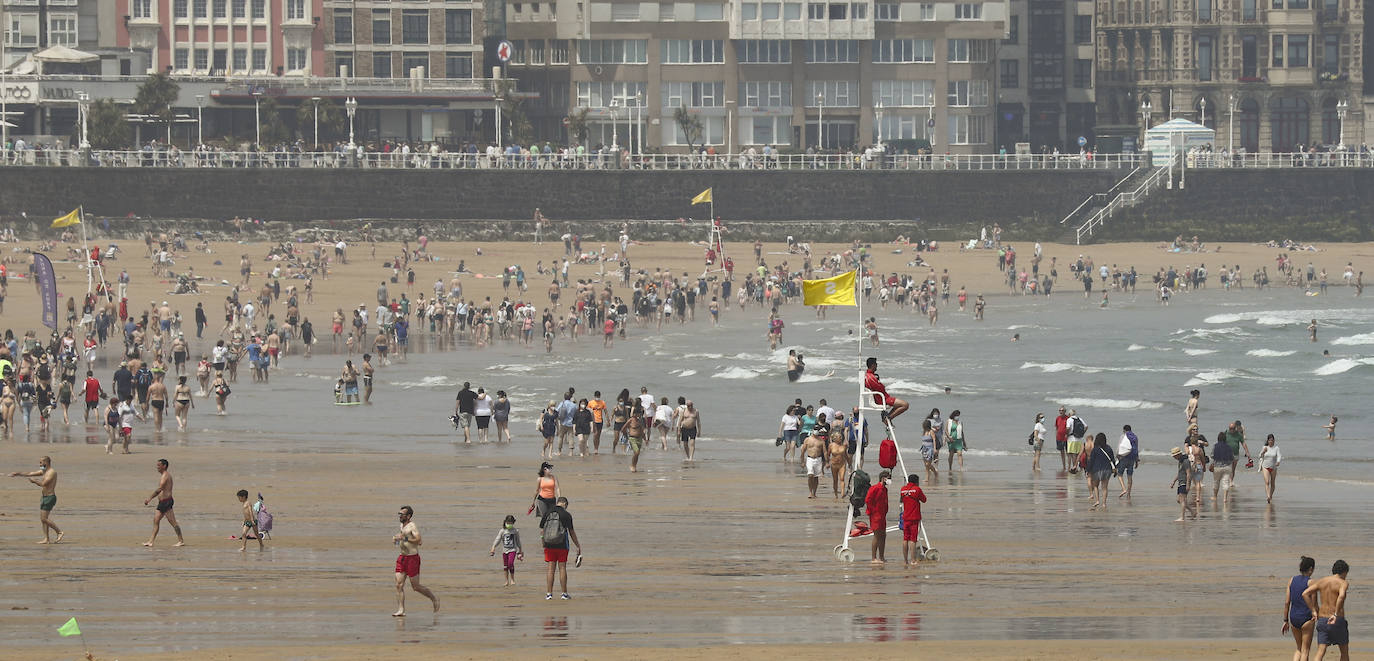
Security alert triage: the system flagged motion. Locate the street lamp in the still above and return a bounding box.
[635,90,643,155]
[816,92,825,151]
[875,100,885,145]
[1227,94,1236,155]
[311,96,320,149]
[345,96,357,148]
[1337,99,1348,148]
[1199,97,1207,129]
[76,92,90,149]
[1140,99,1153,142]
[609,99,619,151]
[252,90,263,146]
[494,95,504,150]
[195,94,204,146]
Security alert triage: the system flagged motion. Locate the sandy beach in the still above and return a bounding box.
[0,231,1371,659]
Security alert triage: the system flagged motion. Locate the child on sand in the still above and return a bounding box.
[489,514,524,586]
[237,489,264,551]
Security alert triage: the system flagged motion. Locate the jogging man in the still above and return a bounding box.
[392,505,440,616]
[541,496,583,600]
[10,455,63,544]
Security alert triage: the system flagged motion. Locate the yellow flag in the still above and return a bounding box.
[691,188,712,205]
[51,208,81,228]
[56,617,81,637]
[802,270,857,306]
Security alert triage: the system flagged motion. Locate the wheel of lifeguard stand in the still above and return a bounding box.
[923,548,940,562]
[833,544,844,560]
[839,548,856,563]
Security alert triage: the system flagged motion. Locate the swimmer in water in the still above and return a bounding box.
[1011,333,1020,342]
[1322,416,1337,441]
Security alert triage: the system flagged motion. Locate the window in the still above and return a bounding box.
[1287,0,1308,7]
[1197,0,1211,20]
[287,48,307,71]
[805,39,859,63]
[873,39,934,63]
[402,10,428,44]
[400,52,426,74]
[445,9,472,44]
[806,80,857,106]
[446,53,473,77]
[740,80,791,107]
[784,2,801,18]
[1242,0,1256,19]
[662,39,724,64]
[1323,34,1339,75]
[612,2,640,20]
[251,0,265,19]
[530,40,545,64]
[738,40,791,63]
[334,9,352,44]
[827,2,846,18]
[743,3,758,18]
[1074,15,1091,44]
[955,3,981,19]
[252,47,266,71]
[174,48,189,70]
[509,39,525,64]
[762,2,780,19]
[232,0,245,18]
[661,82,725,107]
[695,2,724,19]
[133,0,153,19]
[1287,34,1309,67]
[875,2,898,19]
[948,114,986,144]
[335,54,353,77]
[873,80,934,106]
[665,116,725,145]
[577,39,648,63]
[286,0,303,20]
[213,48,227,71]
[4,13,38,47]
[373,9,391,45]
[512,3,521,12]
[194,48,209,70]
[1000,59,1019,88]
[750,116,790,146]
[576,81,646,107]
[850,3,865,18]
[373,52,393,77]
[47,14,76,45]
[551,39,569,64]
[1195,36,1213,81]
[875,115,920,140]
[947,39,988,63]
[919,3,935,19]
[1004,15,1018,43]
[233,49,247,71]
[808,2,825,18]
[212,0,226,18]
[174,0,188,17]
[193,0,207,17]
[946,80,989,106]
[1073,58,1092,87]
[1272,34,1284,67]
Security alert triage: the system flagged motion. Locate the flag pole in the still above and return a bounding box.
[80,206,93,297]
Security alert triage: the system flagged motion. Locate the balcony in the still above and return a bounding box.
[281,15,317,48]
[126,15,162,51]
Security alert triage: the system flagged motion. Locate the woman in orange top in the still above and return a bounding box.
[531,462,559,518]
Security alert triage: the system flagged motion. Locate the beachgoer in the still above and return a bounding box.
[1116,425,1139,498]
[555,392,577,455]
[1030,413,1047,470]
[1259,433,1283,503]
[899,474,927,567]
[236,489,263,552]
[391,505,440,616]
[9,455,63,543]
[541,496,582,600]
[1065,409,1087,474]
[625,410,645,472]
[143,458,185,547]
[474,387,494,444]
[1302,560,1351,661]
[493,390,512,443]
[1169,447,1196,521]
[778,405,801,462]
[1322,415,1337,441]
[1086,432,1116,510]
[1283,556,1317,661]
[489,514,524,587]
[945,410,966,471]
[827,426,848,500]
[865,470,891,564]
[1053,406,1069,471]
[1211,430,1235,504]
[801,422,827,499]
[531,462,559,517]
[173,375,194,430]
[454,382,477,442]
[678,400,700,461]
[863,357,908,422]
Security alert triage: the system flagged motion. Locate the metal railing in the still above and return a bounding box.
[1058,162,1146,225]
[4,73,497,96]
[1185,151,1374,169]
[0,149,1146,171]
[1075,159,1173,245]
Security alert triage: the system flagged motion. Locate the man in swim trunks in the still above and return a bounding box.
[863,357,909,422]
[392,505,439,616]
[801,423,828,498]
[143,458,184,547]
[677,400,700,461]
[1302,559,1351,661]
[10,455,63,543]
[625,412,645,472]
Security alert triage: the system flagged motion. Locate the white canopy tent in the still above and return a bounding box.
[1144,118,1215,166]
[32,45,99,75]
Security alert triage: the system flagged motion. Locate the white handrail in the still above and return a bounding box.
[1075,157,1175,244]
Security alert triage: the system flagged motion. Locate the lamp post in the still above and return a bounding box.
[609,99,619,151]
[816,92,825,151]
[345,96,357,148]
[635,90,643,155]
[311,96,320,149]
[875,100,885,145]
[76,92,90,150]
[252,90,263,146]
[1227,94,1235,155]
[1199,97,1207,129]
[195,94,204,146]
[494,96,503,149]
[1337,99,1348,148]
[1140,99,1153,144]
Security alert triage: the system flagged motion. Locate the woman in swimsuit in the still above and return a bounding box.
[1282,555,1317,660]
[1259,433,1283,504]
[210,371,230,415]
[827,428,849,501]
[196,356,211,396]
[173,375,194,431]
[492,390,511,443]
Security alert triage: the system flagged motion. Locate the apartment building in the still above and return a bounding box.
[1095,0,1363,152]
[995,0,1096,152]
[504,0,1006,152]
[118,0,325,76]
[321,0,484,78]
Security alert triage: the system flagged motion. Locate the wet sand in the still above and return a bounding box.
[0,234,1372,658]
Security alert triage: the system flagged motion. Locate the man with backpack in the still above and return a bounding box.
[1065,409,1087,474]
[540,496,582,601]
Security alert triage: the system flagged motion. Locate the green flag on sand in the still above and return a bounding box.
[57,617,81,637]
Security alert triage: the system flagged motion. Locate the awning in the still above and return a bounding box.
[32,45,99,63]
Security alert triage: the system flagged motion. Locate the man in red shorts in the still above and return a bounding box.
[864,470,891,564]
[863,357,909,422]
[541,496,583,600]
[391,505,439,616]
[899,474,928,566]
